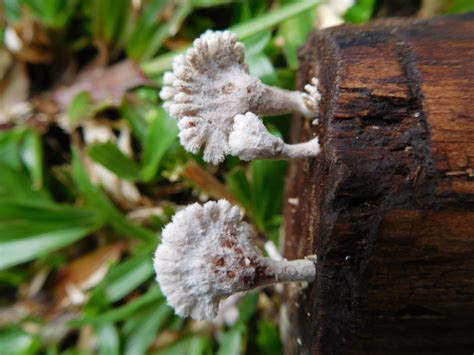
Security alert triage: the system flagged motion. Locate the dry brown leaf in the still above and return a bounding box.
[150,330,182,351]
[183,160,238,204]
[53,60,152,110]
[0,49,31,123]
[164,38,190,51]
[5,20,54,64]
[417,0,444,18]
[77,325,95,353]
[54,242,128,307]
[82,122,142,208]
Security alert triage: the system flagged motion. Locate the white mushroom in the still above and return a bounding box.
[228,112,320,161]
[154,200,316,320]
[160,30,321,164]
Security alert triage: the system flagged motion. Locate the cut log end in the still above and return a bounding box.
[284,13,474,354]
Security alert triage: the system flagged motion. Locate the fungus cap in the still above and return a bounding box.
[154,200,262,320]
[160,30,253,164]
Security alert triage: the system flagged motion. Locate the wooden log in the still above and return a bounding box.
[283,14,474,354]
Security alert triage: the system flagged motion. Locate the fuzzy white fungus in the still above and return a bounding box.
[154,200,316,320]
[229,112,320,160]
[160,30,321,164]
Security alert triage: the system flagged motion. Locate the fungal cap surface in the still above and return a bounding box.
[154,200,266,320]
[229,112,284,160]
[160,30,257,164]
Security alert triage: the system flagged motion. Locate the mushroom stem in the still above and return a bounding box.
[280,138,320,159]
[262,257,317,284]
[229,112,320,161]
[249,84,316,119]
[231,257,317,294]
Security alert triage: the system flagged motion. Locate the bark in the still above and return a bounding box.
[283,14,474,355]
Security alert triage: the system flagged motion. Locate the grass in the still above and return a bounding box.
[0,0,471,354]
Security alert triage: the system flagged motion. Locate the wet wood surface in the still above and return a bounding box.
[284,13,474,354]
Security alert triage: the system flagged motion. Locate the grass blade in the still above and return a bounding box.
[124,302,173,355]
[71,286,163,326]
[0,200,102,269]
[231,0,320,38]
[72,147,156,241]
[103,255,155,302]
[87,141,140,181]
[96,323,120,355]
[140,108,178,182]
[141,0,321,76]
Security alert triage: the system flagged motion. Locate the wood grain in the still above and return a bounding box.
[284,14,474,354]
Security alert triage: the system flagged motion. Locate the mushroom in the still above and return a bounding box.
[154,200,316,320]
[160,30,321,164]
[229,112,320,161]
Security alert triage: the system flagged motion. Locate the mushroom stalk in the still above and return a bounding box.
[248,80,320,119]
[229,112,319,161]
[258,257,316,284]
[281,139,321,159]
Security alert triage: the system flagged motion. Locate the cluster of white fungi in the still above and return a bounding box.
[155,30,320,320]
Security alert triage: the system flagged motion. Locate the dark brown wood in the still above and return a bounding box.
[284,14,474,354]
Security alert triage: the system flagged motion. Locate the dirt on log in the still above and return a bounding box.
[283,14,474,355]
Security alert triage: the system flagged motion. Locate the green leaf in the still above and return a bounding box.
[151,337,193,355]
[102,254,155,303]
[243,32,277,84]
[227,167,252,211]
[242,31,271,57]
[141,51,177,78]
[277,0,315,69]
[0,269,30,287]
[0,199,100,224]
[124,302,173,355]
[23,0,79,28]
[152,335,213,355]
[0,128,24,170]
[4,0,22,22]
[89,0,130,52]
[238,292,259,322]
[344,0,376,24]
[87,141,140,181]
[96,323,120,355]
[191,0,235,7]
[247,53,277,85]
[0,200,102,270]
[0,128,48,197]
[125,0,168,60]
[217,326,245,355]
[443,0,474,13]
[121,101,149,142]
[72,286,163,326]
[187,335,213,355]
[68,91,93,123]
[0,162,50,201]
[140,108,178,182]
[257,320,283,355]
[20,129,44,190]
[0,327,41,355]
[130,1,192,61]
[141,0,322,76]
[71,147,156,241]
[251,160,287,234]
[230,0,321,39]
